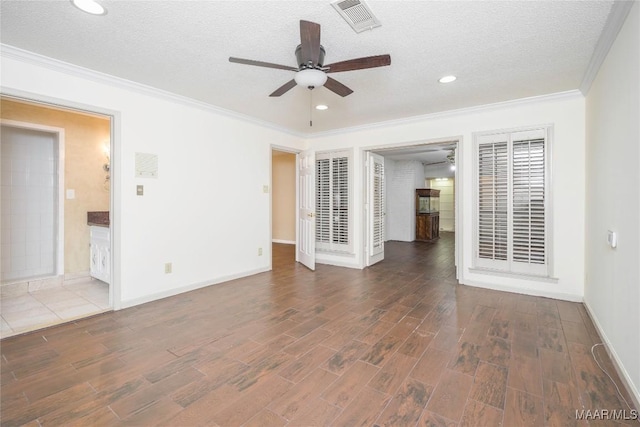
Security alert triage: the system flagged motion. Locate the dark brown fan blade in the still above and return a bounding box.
[300,20,321,66]
[324,77,353,97]
[325,54,391,73]
[269,79,297,97]
[229,57,298,72]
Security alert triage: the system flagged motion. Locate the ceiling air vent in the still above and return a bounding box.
[331,0,381,33]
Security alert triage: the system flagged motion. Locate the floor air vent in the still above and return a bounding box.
[331,0,381,33]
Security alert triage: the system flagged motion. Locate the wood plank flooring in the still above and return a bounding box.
[1,233,636,426]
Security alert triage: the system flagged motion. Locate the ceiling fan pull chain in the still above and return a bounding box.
[309,88,313,127]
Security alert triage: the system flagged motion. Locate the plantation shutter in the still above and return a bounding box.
[316,151,351,252]
[332,157,349,245]
[475,127,549,276]
[372,157,385,252]
[477,135,509,270]
[511,129,547,275]
[316,158,330,244]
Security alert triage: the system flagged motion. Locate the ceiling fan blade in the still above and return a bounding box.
[229,57,298,72]
[324,77,353,97]
[325,54,391,73]
[300,20,321,66]
[269,79,297,97]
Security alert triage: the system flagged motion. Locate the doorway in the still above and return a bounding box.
[365,139,461,276]
[271,148,297,267]
[0,97,113,338]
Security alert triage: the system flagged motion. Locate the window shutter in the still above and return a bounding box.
[332,156,349,245]
[477,138,509,269]
[474,127,550,277]
[316,151,352,252]
[316,158,330,244]
[511,132,546,274]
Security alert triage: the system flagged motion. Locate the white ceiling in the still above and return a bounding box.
[0,0,615,135]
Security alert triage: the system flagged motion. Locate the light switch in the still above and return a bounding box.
[136,185,144,196]
[263,185,269,193]
[607,230,617,248]
[66,189,75,199]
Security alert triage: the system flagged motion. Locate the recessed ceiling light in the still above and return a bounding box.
[439,75,457,83]
[71,0,107,15]
[315,104,329,111]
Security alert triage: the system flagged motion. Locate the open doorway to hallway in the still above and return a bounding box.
[271,149,297,266]
[1,97,113,338]
[366,140,459,275]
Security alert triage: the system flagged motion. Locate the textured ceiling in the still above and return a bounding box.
[0,0,614,135]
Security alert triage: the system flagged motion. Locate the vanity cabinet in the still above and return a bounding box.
[89,226,111,284]
[415,189,440,242]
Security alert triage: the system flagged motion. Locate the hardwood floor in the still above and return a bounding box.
[1,233,636,426]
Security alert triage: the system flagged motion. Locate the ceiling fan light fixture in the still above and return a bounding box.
[295,69,327,88]
[71,0,107,15]
[439,75,457,83]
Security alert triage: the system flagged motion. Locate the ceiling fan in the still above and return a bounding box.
[229,20,391,97]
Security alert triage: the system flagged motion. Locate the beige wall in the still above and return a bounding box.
[272,151,295,243]
[1,99,110,275]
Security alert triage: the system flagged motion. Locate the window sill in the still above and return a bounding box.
[468,267,559,284]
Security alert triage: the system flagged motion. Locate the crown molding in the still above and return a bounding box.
[306,90,583,139]
[580,0,635,95]
[0,44,305,138]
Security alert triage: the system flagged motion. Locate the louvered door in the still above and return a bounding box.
[367,152,385,266]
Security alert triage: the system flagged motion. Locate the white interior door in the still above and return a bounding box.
[367,152,385,266]
[297,150,316,270]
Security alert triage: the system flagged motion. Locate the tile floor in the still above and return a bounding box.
[0,277,110,338]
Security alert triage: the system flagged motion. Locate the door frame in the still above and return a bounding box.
[361,136,463,275]
[2,88,122,309]
[1,119,65,279]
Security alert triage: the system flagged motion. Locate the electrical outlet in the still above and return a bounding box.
[258,247,263,256]
[164,262,172,274]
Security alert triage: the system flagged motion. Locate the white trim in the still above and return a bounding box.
[0,119,65,279]
[583,300,640,411]
[468,267,559,283]
[1,44,304,139]
[272,239,295,245]
[580,1,635,95]
[308,91,582,139]
[120,267,270,309]
[460,278,580,302]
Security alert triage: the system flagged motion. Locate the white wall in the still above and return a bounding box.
[584,2,639,406]
[384,159,425,242]
[307,93,586,301]
[0,51,303,306]
[428,178,455,232]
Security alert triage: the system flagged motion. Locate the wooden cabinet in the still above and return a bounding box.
[415,189,440,242]
[90,226,111,284]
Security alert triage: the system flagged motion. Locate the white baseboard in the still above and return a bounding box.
[583,300,640,411]
[459,277,582,302]
[272,239,295,245]
[119,267,271,309]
